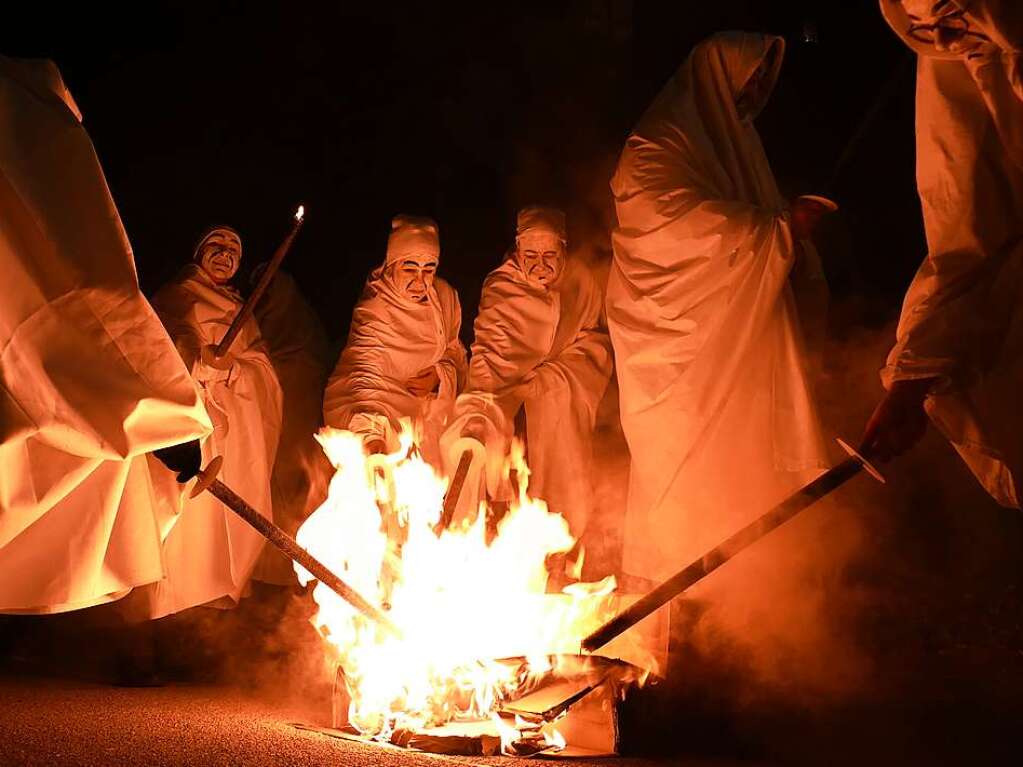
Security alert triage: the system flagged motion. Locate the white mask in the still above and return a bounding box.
[516,232,565,287]
[196,230,242,285]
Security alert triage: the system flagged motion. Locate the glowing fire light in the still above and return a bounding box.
[295,421,641,750]
[295,204,305,222]
[543,727,567,751]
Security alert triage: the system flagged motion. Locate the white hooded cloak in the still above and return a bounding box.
[134,262,283,618]
[323,265,466,464]
[880,0,1023,508]
[0,57,212,614]
[468,254,613,534]
[607,32,828,581]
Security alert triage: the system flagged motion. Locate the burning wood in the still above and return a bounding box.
[294,421,663,755]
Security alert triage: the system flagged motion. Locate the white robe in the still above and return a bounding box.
[0,57,211,614]
[607,32,827,581]
[133,264,283,618]
[251,270,332,584]
[323,269,466,465]
[468,255,613,534]
[880,0,1023,508]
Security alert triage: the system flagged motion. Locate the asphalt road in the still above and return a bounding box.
[0,675,744,767]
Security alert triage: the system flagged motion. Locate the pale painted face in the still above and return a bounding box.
[196,231,242,284]
[901,0,989,56]
[388,253,438,303]
[516,232,565,287]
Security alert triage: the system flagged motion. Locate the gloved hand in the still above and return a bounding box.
[790,196,831,240]
[153,439,202,483]
[859,378,935,462]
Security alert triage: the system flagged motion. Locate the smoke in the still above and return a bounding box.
[582,300,896,714]
[143,584,335,715]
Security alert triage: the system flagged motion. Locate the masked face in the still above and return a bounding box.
[516,232,565,287]
[388,255,437,303]
[901,0,989,56]
[197,231,242,284]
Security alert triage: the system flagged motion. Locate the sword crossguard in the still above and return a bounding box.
[836,438,885,484]
[190,455,224,498]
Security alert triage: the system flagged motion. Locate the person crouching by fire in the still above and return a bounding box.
[323,215,467,466]
[463,206,613,540]
[132,226,284,619]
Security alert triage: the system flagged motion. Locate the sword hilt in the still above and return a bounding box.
[190,456,223,498]
[836,438,885,484]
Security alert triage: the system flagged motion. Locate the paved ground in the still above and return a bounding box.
[0,675,736,767]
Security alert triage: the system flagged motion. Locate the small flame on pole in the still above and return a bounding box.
[296,204,305,222]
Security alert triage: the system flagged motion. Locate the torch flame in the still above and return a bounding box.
[296,421,646,747]
[295,204,305,222]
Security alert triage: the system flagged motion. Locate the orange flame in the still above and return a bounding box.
[295,421,635,744]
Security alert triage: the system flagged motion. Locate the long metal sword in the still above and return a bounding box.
[190,456,401,638]
[581,439,884,653]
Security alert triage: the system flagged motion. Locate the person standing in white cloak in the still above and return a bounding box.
[607,32,830,584]
[0,57,211,614]
[323,215,466,464]
[862,0,1022,509]
[134,227,283,618]
[466,206,613,538]
[250,267,332,584]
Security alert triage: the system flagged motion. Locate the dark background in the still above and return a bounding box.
[3,0,922,344]
[5,4,1023,762]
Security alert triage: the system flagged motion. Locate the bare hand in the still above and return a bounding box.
[407,366,440,397]
[860,378,935,462]
[461,416,487,442]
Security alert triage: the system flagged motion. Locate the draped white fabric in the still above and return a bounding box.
[881,0,1023,508]
[607,32,827,580]
[251,269,332,584]
[469,255,612,535]
[132,265,282,618]
[323,267,466,465]
[0,57,211,614]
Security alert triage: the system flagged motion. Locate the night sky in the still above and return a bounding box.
[4,1,922,345]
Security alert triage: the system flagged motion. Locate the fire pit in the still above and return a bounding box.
[292,424,667,756]
[323,653,654,757]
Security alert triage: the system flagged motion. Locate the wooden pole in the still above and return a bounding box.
[433,450,475,535]
[214,205,304,359]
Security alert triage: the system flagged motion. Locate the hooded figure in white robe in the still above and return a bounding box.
[466,206,613,536]
[0,57,211,614]
[323,216,466,464]
[607,32,828,582]
[864,1,1022,508]
[132,227,283,618]
[251,268,332,584]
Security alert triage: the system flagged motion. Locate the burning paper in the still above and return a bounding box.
[295,421,656,752]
